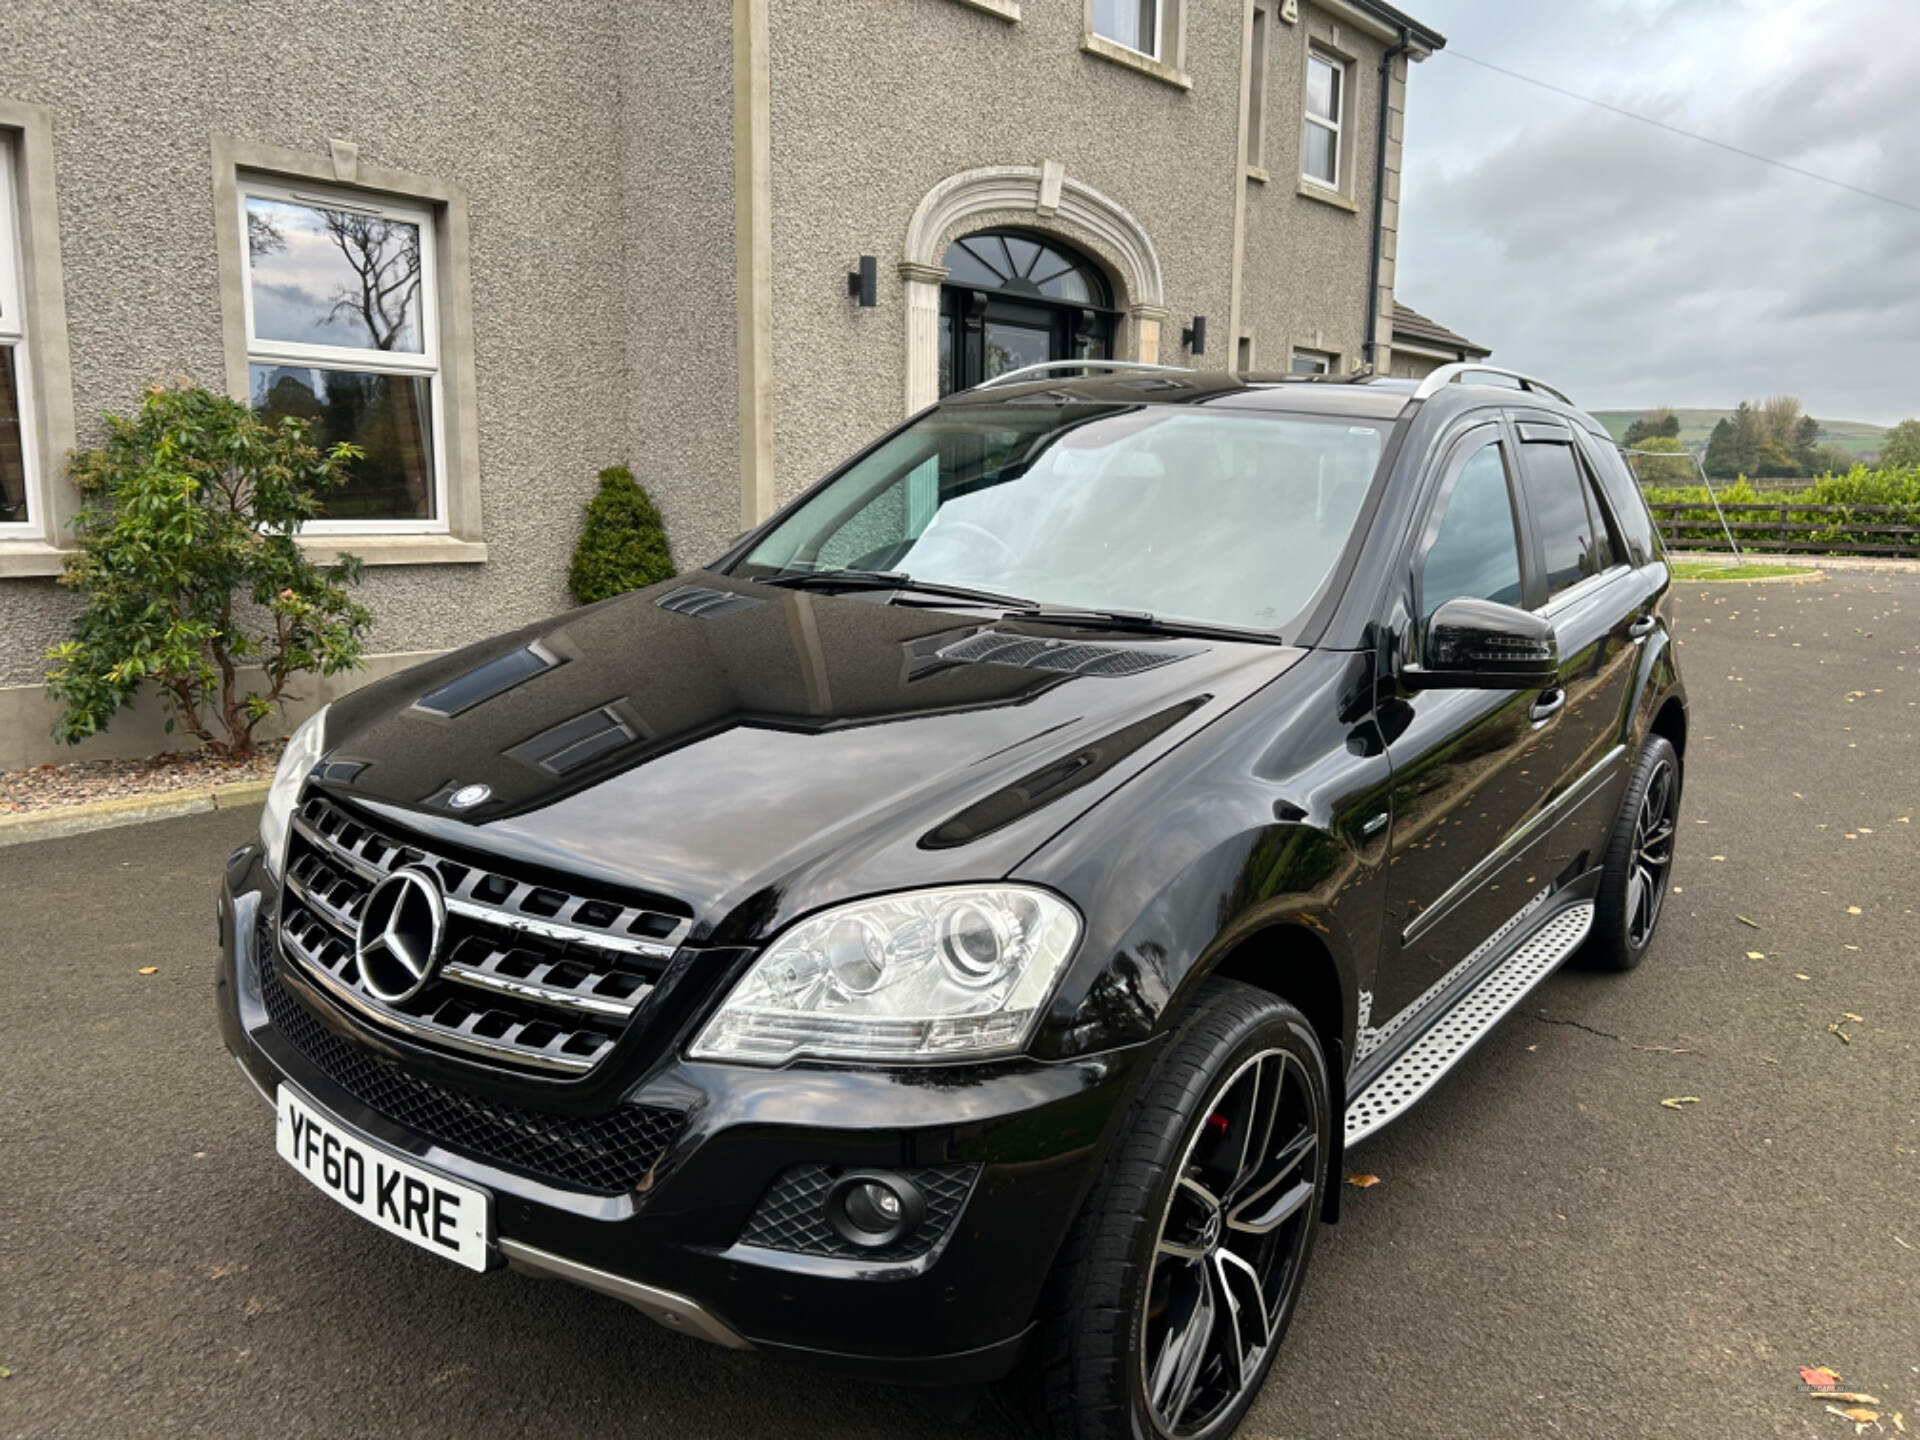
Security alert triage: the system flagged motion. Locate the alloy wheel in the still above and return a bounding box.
[1141,1048,1321,1437]
[1626,757,1677,948]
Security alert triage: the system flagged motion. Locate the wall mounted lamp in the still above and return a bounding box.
[1182,316,1207,355]
[847,255,878,308]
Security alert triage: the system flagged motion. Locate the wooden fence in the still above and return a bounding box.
[1647,501,1920,558]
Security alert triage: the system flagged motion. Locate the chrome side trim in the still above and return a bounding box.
[442,895,677,963]
[1347,902,1594,1145]
[1358,886,1549,1062]
[1403,744,1625,945]
[499,1239,753,1350]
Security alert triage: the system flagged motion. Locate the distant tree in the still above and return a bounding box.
[1881,418,1920,469]
[1628,435,1693,484]
[1809,443,1854,477]
[1792,413,1820,472]
[1703,416,1740,478]
[1624,407,1681,447]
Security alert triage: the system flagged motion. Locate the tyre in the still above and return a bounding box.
[1024,979,1331,1440]
[1583,733,1681,971]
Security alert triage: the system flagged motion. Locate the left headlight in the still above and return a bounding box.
[259,705,329,879]
[688,885,1081,1065]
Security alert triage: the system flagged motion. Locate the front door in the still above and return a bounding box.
[1368,422,1563,1057]
[939,228,1115,394]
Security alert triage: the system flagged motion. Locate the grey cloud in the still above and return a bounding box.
[1396,0,1918,423]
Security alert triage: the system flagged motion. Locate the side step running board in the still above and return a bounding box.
[1345,903,1595,1146]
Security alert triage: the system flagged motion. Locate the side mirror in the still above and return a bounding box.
[1402,597,1558,691]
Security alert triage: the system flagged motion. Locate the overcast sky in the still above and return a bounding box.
[1396,0,1917,425]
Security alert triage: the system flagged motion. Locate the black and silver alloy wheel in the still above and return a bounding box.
[1143,1050,1319,1436]
[1024,979,1330,1440]
[1586,732,1682,971]
[1625,756,1677,948]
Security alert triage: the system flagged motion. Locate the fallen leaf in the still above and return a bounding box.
[1803,1366,1844,1388]
[138,966,159,975]
[1846,905,1862,915]
[1842,1408,1881,1425]
[1736,914,1761,928]
[1747,950,1766,960]
[0,1365,10,1379]
[1844,1012,1865,1023]
[1795,973,1811,981]
[1828,1022,1852,1045]
[1710,854,1727,862]
[1815,1394,1885,1406]
[1660,1096,1702,1110]
[1893,1411,1905,1432]
[1895,1235,1913,1251]
[1345,1174,1381,1189]
[1899,817,1911,825]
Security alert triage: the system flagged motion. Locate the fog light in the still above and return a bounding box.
[825,1170,926,1249]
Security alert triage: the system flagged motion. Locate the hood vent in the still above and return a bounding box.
[937,631,1193,678]
[506,705,640,776]
[414,640,561,717]
[656,584,764,619]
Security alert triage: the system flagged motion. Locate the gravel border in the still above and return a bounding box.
[0,740,286,817]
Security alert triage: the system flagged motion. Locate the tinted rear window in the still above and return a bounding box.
[1578,429,1658,565]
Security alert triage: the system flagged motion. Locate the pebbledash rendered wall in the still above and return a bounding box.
[0,0,1417,768]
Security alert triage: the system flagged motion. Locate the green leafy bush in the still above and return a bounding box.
[568,465,676,603]
[44,383,373,758]
[1642,465,1920,553]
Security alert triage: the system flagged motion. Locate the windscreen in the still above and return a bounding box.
[738,404,1387,634]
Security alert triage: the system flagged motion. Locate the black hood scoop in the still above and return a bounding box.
[936,631,1197,678]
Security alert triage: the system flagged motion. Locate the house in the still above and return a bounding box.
[0,0,1445,769]
[1386,301,1491,377]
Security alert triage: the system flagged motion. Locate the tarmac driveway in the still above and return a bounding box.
[2,569,1915,1439]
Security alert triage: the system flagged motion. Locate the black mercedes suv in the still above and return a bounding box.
[217,361,1686,1440]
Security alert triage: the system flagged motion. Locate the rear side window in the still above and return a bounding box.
[1578,430,1658,565]
[1419,437,1523,621]
[1518,437,1617,600]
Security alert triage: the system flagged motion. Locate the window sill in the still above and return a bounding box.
[950,0,1020,18]
[0,539,76,579]
[1081,34,1192,90]
[1246,165,1271,185]
[1297,178,1359,213]
[296,533,489,567]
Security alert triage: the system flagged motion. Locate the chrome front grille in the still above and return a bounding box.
[277,792,693,1074]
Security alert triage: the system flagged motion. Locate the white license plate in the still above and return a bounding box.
[275,1085,492,1273]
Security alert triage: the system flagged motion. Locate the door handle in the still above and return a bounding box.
[1628,616,1657,641]
[1529,688,1566,725]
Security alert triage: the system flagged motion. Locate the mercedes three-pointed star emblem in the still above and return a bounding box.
[355,866,447,1004]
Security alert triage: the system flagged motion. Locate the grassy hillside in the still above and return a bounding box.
[1592,409,1889,459]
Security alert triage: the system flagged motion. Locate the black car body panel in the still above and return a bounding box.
[214,371,1687,1383]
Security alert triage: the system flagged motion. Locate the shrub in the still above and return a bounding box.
[44,383,373,759]
[568,465,676,603]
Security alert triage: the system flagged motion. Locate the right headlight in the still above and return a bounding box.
[688,885,1081,1065]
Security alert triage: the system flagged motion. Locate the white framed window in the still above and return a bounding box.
[0,133,40,535]
[1291,347,1337,375]
[237,176,446,532]
[1303,48,1346,190]
[1093,0,1160,58]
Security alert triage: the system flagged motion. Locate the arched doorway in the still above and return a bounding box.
[937,229,1115,394]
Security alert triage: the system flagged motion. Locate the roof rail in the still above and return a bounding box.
[1410,362,1572,406]
[972,360,1193,390]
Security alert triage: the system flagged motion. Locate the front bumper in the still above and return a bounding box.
[215,845,1149,1383]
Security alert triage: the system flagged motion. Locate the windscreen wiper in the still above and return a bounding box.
[756,568,1034,609]
[1004,605,1286,646]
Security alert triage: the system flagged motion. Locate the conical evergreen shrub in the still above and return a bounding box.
[567,465,676,603]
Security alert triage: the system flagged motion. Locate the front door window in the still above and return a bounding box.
[940,229,1115,394]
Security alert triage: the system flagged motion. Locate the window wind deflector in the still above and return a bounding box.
[755,568,1034,609]
[413,641,560,717]
[1004,606,1284,646]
